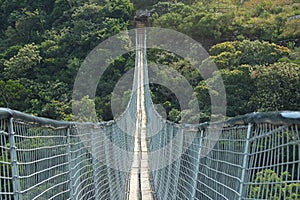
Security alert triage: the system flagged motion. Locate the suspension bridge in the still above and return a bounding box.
[1,25,300,200]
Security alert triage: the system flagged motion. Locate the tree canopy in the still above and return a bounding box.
[0,0,299,122]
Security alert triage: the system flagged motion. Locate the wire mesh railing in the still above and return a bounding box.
[1,109,299,199]
[146,112,300,200]
[0,108,134,200]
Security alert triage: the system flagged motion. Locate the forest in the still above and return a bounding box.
[0,0,299,123]
[0,1,299,199]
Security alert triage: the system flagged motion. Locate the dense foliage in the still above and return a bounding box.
[0,0,134,120]
[147,0,300,122]
[0,0,299,123]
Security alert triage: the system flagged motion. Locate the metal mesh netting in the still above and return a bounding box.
[2,110,299,199]
[0,118,13,199]
[0,110,134,200]
[145,115,300,200]
[244,123,299,200]
[15,120,69,200]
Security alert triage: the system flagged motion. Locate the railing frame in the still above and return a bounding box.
[8,118,22,200]
[66,127,74,199]
[238,123,252,200]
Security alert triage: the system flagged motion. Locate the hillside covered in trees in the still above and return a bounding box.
[0,0,299,122]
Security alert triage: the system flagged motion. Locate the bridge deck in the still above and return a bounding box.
[128,28,153,200]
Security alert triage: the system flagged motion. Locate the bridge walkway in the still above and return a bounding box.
[128,25,154,200]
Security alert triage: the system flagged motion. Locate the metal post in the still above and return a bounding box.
[104,125,113,199]
[173,128,184,199]
[163,124,172,200]
[191,129,204,199]
[157,126,166,198]
[239,123,252,200]
[66,127,74,199]
[91,128,100,200]
[8,117,22,200]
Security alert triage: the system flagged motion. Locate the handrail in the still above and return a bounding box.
[0,108,114,128]
[1,108,300,129]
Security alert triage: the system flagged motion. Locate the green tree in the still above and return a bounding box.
[280,19,300,40]
[103,0,134,21]
[0,79,30,110]
[250,62,300,111]
[72,95,99,122]
[14,9,46,43]
[250,169,300,199]
[168,108,181,122]
[3,43,42,79]
[210,40,290,68]
[210,42,242,69]
[170,59,202,87]
[153,12,184,30]
[39,100,73,120]
[20,79,72,119]
[219,65,254,116]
